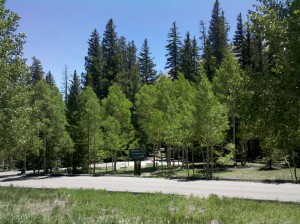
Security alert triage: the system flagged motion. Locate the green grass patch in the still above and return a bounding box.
[138,163,299,182]
[0,186,299,223]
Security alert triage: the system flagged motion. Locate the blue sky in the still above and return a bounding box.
[6,0,256,89]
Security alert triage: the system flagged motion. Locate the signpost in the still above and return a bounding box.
[129,149,147,176]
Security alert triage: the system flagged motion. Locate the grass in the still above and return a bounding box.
[129,163,299,182]
[0,186,300,224]
[4,161,297,182]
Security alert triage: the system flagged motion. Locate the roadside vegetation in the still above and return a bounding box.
[0,186,299,224]
[73,162,299,182]
[1,0,299,181]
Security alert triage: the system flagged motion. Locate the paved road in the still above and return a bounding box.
[1,171,299,203]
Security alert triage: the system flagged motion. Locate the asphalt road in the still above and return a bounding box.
[1,171,300,203]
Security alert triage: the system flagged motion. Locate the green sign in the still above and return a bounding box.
[129,149,147,160]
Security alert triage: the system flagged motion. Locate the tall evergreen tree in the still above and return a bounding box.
[114,37,141,102]
[65,70,81,173]
[30,56,44,84]
[233,13,244,65]
[207,0,229,67]
[102,18,120,98]
[139,38,157,85]
[179,33,200,82]
[243,26,252,69]
[165,22,181,80]
[125,41,141,102]
[62,65,69,103]
[192,36,200,77]
[66,70,81,126]
[84,29,103,98]
[45,71,56,87]
[200,20,217,82]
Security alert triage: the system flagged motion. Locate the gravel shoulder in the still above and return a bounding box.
[1,171,300,203]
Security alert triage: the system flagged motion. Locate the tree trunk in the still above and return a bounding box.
[43,131,47,174]
[22,150,26,175]
[114,149,117,173]
[153,145,156,168]
[172,147,175,167]
[241,140,245,166]
[232,116,237,165]
[182,148,185,168]
[93,128,96,174]
[161,146,163,173]
[206,145,210,179]
[186,148,189,177]
[167,144,171,167]
[177,150,179,166]
[210,145,214,179]
[292,151,297,181]
[192,148,194,176]
[285,156,294,181]
[87,124,90,173]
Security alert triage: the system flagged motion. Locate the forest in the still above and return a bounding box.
[0,0,299,180]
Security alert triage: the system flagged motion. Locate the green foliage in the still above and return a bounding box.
[207,0,229,67]
[213,52,242,116]
[33,80,73,173]
[29,56,44,84]
[240,0,300,174]
[165,21,181,80]
[84,29,103,98]
[101,19,121,98]
[179,33,200,83]
[195,74,229,178]
[117,39,141,102]
[172,75,196,147]
[216,143,235,166]
[45,71,55,87]
[0,1,40,172]
[77,87,103,172]
[195,74,228,146]
[139,38,157,85]
[64,70,81,172]
[102,84,134,168]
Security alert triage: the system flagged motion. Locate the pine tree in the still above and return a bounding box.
[67,70,81,125]
[62,65,69,103]
[200,20,217,82]
[102,18,120,98]
[233,13,244,65]
[243,27,252,69]
[65,70,81,173]
[115,36,130,95]
[30,56,44,84]
[45,71,56,87]
[165,22,181,80]
[114,37,141,102]
[84,29,103,98]
[125,41,141,102]
[179,33,200,82]
[192,36,200,77]
[139,38,157,85]
[208,0,229,67]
